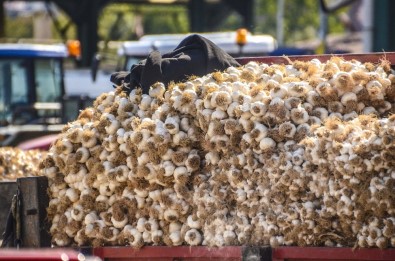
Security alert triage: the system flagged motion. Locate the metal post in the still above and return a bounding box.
[276,0,285,46]
[318,6,328,53]
[188,0,205,32]
[77,12,99,67]
[0,0,5,39]
[361,0,373,52]
[244,0,255,33]
[18,176,51,248]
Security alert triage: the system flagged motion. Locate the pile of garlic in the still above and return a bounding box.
[0,147,47,181]
[42,57,395,248]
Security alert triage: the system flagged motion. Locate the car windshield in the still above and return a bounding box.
[0,57,63,125]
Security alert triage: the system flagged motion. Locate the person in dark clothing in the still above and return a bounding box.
[110,34,241,94]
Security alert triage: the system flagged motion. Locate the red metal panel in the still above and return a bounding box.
[272,247,395,261]
[92,246,242,261]
[236,52,395,66]
[100,258,240,261]
[0,249,83,261]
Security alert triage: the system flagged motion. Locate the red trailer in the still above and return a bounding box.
[236,52,395,65]
[1,246,394,261]
[2,52,395,261]
[89,246,395,261]
[0,249,87,261]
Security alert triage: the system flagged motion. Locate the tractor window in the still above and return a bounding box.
[34,59,63,119]
[35,59,62,103]
[0,59,29,124]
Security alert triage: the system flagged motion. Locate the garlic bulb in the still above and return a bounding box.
[0,147,47,181]
[184,229,202,246]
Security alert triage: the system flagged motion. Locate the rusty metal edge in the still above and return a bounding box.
[272,246,395,261]
[236,52,395,65]
[92,246,243,259]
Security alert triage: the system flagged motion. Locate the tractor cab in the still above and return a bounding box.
[0,43,90,148]
[0,44,66,126]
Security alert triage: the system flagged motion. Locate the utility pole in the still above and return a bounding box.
[53,0,109,67]
[0,0,5,39]
[276,0,285,47]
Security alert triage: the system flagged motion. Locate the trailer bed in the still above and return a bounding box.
[236,52,395,65]
[85,246,395,261]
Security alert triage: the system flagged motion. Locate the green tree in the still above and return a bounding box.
[99,4,188,41]
[99,4,136,41]
[3,1,348,48]
[254,0,347,44]
[4,16,33,40]
[142,5,188,35]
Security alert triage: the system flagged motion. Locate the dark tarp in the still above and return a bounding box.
[110,34,241,94]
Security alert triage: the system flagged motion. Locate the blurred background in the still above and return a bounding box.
[1,0,395,148]
[1,0,394,67]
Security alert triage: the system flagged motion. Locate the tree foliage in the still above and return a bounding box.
[4,16,33,40]
[140,5,188,35]
[3,0,347,45]
[99,4,188,41]
[254,0,346,44]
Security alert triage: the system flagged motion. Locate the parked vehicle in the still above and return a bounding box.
[0,43,105,149]
[91,30,278,80]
